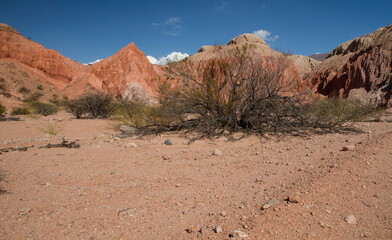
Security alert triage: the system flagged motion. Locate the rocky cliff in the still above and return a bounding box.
[308,24,392,106]
[287,55,320,78]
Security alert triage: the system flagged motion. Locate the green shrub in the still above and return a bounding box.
[18,86,30,95]
[79,92,116,118]
[305,98,377,128]
[0,102,6,116]
[65,98,87,119]
[29,101,58,116]
[11,107,30,116]
[23,92,43,103]
[37,84,44,90]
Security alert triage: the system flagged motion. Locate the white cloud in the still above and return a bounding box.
[252,29,279,42]
[152,17,183,36]
[82,59,103,65]
[147,52,189,65]
[216,1,229,11]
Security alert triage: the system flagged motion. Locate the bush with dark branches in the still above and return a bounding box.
[146,46,376,138]
[65,92,116,119]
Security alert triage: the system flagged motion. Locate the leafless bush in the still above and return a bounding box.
[145,45,376,138]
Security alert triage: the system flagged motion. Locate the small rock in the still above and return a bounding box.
[214,226,223,233]
[125,142,137,148]
[261,198,279,210]
[162,155,170,160]
[119,125,137,135]
[345,215,357,224]
[45,182,52,187]
[164,139,172,145]
[220,211,227,217]
[342,145,356,151]
[287,195,300,203]
[212,149,222,156]
[186,225,199,233]
[229,230,249,239]
[319,220,327,228]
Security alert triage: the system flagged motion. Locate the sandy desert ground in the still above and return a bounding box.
[0,112,391,239]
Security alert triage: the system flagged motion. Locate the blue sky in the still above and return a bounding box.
[1,0,391,64]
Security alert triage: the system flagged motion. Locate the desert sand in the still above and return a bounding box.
[0,112,391,239]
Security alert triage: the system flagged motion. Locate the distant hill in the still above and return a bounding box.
[309,53,328,61]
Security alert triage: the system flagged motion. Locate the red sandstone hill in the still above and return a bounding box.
[167,33,303,92]
[0,23,163,105]
[307,24,392,107]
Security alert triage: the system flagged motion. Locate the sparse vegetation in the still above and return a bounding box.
[29,101,58,116]
[37,84,44,90]
[65,98,87,119]
[11,107,30,116]
[65,92,116,119]
[38,121,63,136]
[0,77,7,92]
[0,102,6,116]
[134,46,377,138]
[304,97,377,129]
[23,92,43,103]
[18,86,30,95]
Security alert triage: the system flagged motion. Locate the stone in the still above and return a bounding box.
[164,139,172,145]
[186,225,199,233]
[229,230,249,239]
[214,226,223,233]
[162,155,170,160]
[345,215,357,224]
[125,142,137,148]
[342,145,356,151]
[212,149,222,156]
[119,125,137,135]
[287,195,300,203]
[261,198,279,210]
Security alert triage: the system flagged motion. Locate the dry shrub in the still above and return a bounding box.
[0,102,6,116]
[38,121,63,136]
[141,45,377,138]
[11,107,30,116]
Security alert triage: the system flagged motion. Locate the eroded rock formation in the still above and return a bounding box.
[308,24,392,106]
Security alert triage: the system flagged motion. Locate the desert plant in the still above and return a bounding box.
[0,102,6,116]
[11,107,30,116]
[65,98,87,119]
[18,86,30,95]
[304,97,376,129]
[29,101,58,116]
[23,92,43,103]
[38,121,63,136]
[79,92,116,118]
[0,77,7,92]
[36,84,44,90]
[149,45,376,138]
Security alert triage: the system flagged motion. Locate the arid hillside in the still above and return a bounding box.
[307,24,392,107]
[0,23,163,105]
